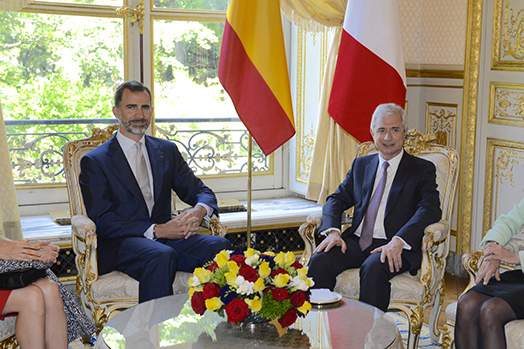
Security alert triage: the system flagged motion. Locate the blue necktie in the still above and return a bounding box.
[360,162,390,251]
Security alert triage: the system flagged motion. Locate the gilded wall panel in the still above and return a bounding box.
[492,0,524,70]
[294,29,327,184]
[483,138,524,236]
[489,82,524,125]
[425,103,458,148]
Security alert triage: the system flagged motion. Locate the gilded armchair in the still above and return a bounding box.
[442,237,524,349]
[63,124,227,332]
[299,130,459,349]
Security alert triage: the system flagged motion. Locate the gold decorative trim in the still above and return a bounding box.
[492,0,524,70]
[457,0,483,254]
[425,103,458,149]
[489,81,524,126]
[116,0,145,34]
[406,84,464,89]
[406,69,464,79]
[483,138,524,236]
[295,28,305,184]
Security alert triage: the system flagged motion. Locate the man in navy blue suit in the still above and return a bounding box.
[79,80,231,303]
[308,103,441,312]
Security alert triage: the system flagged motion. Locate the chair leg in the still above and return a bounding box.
[405,307,423,349]
[429,283,445,344]
[441,323,455,349]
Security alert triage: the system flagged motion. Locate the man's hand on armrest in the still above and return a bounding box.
[313,230,347,254]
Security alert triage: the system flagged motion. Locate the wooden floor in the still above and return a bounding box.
[423,272,469,327]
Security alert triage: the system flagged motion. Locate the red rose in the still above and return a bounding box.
[291,261,303,270]
[290,290,306,307]
[279,308,298,328]
[224,298,250,323]
[230,254,246,267]
[239,265,259,282]
[203,283,221,300]
[271,287,289,301]
[206,262,219,272]
[271,268,288,278]
[191,291,206,315]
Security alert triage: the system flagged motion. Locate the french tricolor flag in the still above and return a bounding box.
[328,0,407,143]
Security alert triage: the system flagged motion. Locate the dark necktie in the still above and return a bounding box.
[360,161,390,251]
[135,142,154,215]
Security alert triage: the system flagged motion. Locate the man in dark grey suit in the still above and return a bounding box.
[308,103,441,312]
[79,80,231,303]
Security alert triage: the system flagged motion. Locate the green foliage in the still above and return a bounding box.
[258,292,291,320]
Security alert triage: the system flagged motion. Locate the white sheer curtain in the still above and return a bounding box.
[0,102,22,240]
[281,0,360,204]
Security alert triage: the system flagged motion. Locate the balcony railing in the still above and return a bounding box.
[5,118,268,185]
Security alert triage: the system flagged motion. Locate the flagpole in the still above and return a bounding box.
[246,133,252,250]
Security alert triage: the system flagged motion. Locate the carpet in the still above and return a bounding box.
[387,312,443,349]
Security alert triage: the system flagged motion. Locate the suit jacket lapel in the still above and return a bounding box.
[145,136,165,206]
[106,137,144,201]
[385,152,413,217]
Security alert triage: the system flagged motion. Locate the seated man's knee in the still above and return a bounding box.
[359,254,385,277]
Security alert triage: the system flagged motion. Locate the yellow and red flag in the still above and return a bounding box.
[218,0,295,156]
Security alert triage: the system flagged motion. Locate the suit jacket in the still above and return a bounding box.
[320,151,442,273]
[79,134,218,275]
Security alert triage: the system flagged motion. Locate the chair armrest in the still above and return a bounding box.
[206,218,228,237]
[460,249,483,297]
[71,214,96,241]
[71,215,99,300]
[298,212,323,267]
[422,220,449,250]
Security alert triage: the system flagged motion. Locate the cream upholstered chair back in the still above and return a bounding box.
[64,124,118,217]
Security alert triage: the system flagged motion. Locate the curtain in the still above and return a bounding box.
[280,0,360,205]
[0,102,23,240]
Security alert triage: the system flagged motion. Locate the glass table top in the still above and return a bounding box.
[95,294,402,349]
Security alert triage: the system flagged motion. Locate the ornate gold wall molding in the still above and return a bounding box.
[483,138,524,236]
[425,103,458,148]
[458,0,483,254]
[492,0,524,70]
[489,82,524,125]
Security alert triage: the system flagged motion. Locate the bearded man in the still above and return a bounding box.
[79,80,231,303]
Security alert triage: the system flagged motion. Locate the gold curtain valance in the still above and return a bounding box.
[0,0,32,11]
[280,0,347,32]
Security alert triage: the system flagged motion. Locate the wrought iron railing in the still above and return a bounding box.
[5,118,268,185]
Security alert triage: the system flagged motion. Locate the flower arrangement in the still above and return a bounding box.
[188,249,315,328]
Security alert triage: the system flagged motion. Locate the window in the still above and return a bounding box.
[1,0,279,196]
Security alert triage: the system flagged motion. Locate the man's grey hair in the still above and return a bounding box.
[370,103,407,131]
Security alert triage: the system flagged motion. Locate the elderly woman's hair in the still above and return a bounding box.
[370,103,407,131]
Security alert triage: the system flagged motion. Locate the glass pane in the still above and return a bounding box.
[0,12,124,185]
[153,19,268,177]
[154,0,228,11]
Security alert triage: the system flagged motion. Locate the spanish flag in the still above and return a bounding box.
[218,0,295,156]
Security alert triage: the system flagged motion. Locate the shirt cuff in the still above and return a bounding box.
[196,203,213,218]
[320,228,341,237]
[144,224,155,240]
[393,236,411,250]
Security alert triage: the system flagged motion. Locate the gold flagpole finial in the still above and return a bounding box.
[116,0,145,34]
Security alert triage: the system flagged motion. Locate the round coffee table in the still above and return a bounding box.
[95,293,403,348]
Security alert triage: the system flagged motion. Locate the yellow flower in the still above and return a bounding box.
[244,248,256,258]
[297,268,308,280]
[274,252,285,266]
[227,261,239,275]
[284,252,295,266]
[189,288,195,297]
[225,272,237,285]
[254,278,265,292]
[258,262,271,278]
[274,273,290,288]
[305,278,314,288]
[216,251,229,268]
[297,301,312,315]
[194,268,212,283]
[246,296,262,312]
[205,297,223,311]
[263,251,275,257]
